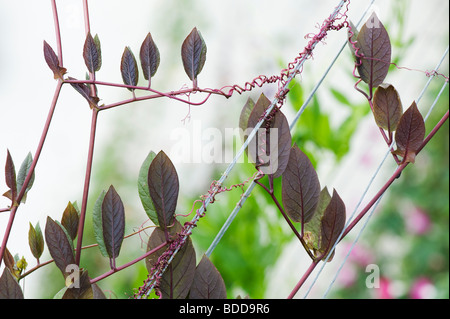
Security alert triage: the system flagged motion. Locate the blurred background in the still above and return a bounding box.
[0,0,448,299]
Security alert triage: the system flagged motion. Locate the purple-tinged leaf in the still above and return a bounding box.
[393,101,425,164]
[83,32,101,73]
[92,283,107,299]
[181,27,207,84]
[246,93,292,178]
[373,83,403,133]
[120,46,139,91]
[318,189,346,261]
[61,201,80,241]
[356,12,391,88]
[28,222,44,260]
[62,269,93,299]
[2,247,16,279]
[189,255,227,299]
[4,150,16,202]
[148,151,179,231]
[43,40,67,80]
[101,185,125,265]
[282,144,321,225]
[140,32,160,82]
[45,216,76,277]
[0,268,24,299]
[68,77,100,109]
[146,221,196,299]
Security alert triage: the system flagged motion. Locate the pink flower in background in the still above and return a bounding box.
[405,207,431,235]
[345,243,375,267]
[339,264,357,287]
[377,277,393,299]
[410,277,436,299]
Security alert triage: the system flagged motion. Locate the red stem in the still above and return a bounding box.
[75,109,99,266]
[51,0,63,66]
[90,241,168,284]
[287,259,319,299]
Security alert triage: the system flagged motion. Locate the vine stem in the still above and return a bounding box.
[75,108,99,266]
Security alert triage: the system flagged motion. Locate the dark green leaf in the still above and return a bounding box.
[373,83,403,132]
[148,151,179,231]
[83,32,101,72]
[101,185,125,264]
[282,144,321,225]
[393,101,425,164]
[181,27,207,84]
[28,222,44,260]
[94,34,102,70]
[43,40,67,80]
[0,268,24,299]
[356,12,391,88]
[61,201,80,241]
[16,152,34,204]
[189,255,227,299]
[304,187,332,253]
[138,151,158,225]
[120,46,139,90]
[45,216,76,277]
[140,32,160,81]
[93,190,108,257]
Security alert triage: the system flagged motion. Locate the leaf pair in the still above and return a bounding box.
[303,187,346,261]
[239,93,292,178]
[145,221,226,299]
[93,185,125,268]
[83,32,102,73]
[120,32,160,90]
[28,222,44,261]
[138,150,179,231]
[3,151,35,205]
[281,145,346,261]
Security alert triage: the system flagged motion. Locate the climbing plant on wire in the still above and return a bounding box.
[0,0,448,300]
